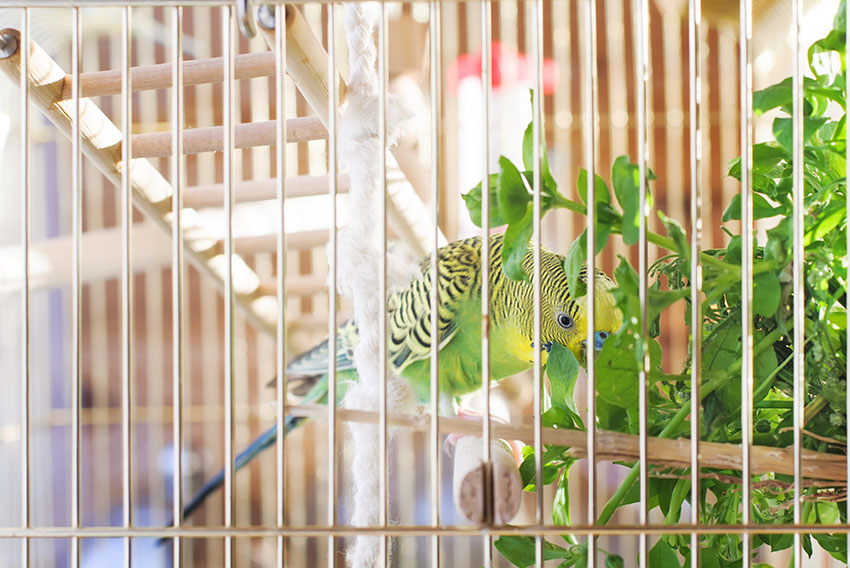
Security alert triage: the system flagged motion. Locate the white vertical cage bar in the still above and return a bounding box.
[530,0,544,566]
[791,0,804,563]
[687,0,702,566]
[479,1,493,560]
[19,7,30,567]
[120,7,134,567]
[377,2,389,566]
[274,4,288,568]
[327,4,339,565]
[738,0,754,564]
[635,0,650,564]
[846,0,850,560]
[70,7,82,568]
[428,1,442,565]
[170,6,185,568]
[581,0,598,565]
[222,5,236,566]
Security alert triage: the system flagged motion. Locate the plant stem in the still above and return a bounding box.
[595,326,786,525]
[804,395,828,425]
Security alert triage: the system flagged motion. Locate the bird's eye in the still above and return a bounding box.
[557,313,574,330]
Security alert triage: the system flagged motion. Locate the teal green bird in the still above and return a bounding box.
[175,232,621,522]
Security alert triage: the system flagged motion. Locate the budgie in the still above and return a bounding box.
[176,232,621,521]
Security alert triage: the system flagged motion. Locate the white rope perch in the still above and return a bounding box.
[337,3,415,567]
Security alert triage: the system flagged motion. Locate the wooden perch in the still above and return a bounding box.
[60,52,277,100]
[183,174,350,208]
[132,117,326,159]
[235,229,329,254]
[0,27,278,335]
[0,223,328,296]
[286,403,849,483]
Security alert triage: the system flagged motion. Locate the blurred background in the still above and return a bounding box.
[0,0,843,565]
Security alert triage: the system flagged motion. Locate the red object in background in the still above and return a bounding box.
[446,41,559,96]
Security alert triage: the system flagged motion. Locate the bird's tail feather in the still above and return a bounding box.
[156,414,305,546]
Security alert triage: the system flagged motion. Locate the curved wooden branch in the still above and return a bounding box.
[287,403,848,483]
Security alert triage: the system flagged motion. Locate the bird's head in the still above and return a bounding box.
[541,265,622,362]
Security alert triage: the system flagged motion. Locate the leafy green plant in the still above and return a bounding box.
[464,4,849,566]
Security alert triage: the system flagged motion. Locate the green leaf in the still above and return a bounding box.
[663,478,690,525]
[657,211,690,271]
[812,532,847,563]
[518,446,564,489]
[605,555,625,568]
[752,272,781,317]
[494,537,572,567]
[564,231,588,298]
[552,461,577,527]
[753,77,793,116]
[548,343,581,416]
[611,157,644,245]
[498,156,531,223]
[502,207,534,282]
[522,114,558,195]
[806,201,845,245]
[595,334,663,416]
[728,143,790,198]
[721,193,785,222]
[648,538,680,567]
[772,116,828,152]
[462,174,507,228]
[577,169,611,205]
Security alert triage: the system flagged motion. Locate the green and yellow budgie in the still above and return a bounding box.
[178,232,621,520]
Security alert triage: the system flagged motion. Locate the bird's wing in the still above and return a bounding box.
[285,318,359,376]
[388,238,481,371]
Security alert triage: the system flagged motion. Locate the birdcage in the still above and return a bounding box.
[0,0,848,566]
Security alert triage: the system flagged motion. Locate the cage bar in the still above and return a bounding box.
[378,2,390,566]
[479,4,493,565]
[635,0,650,564]
[70,7,82,568]
[274,4,288,568]
[170,6,185,567]
[738,0,754,563]
[327,4,339,566]
[428,1,442,565]
[791,0,805,565]
[222,5,236,566]
[120,7,134,567]
[531,0,544,566]
[687,0,702,566]
[19,7,31,568]
[581,0,598,564]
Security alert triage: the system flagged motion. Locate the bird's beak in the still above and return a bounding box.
[581,331,611,358]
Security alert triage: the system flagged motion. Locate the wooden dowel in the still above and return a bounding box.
[0,223,168,293]
[286,404,848,483]
[183,174,350,208]
[131,117,326,159]
[0,223,332,294]
[60,52,276,100]
[257,275,327,297]
[0,28,278,335]
[235,229,329,254]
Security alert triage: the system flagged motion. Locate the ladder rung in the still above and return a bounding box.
[257,275,326,297]
[183,174,350,208]
[132,117,326,158]
[234,229,329,254]
[60,52,276,100]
